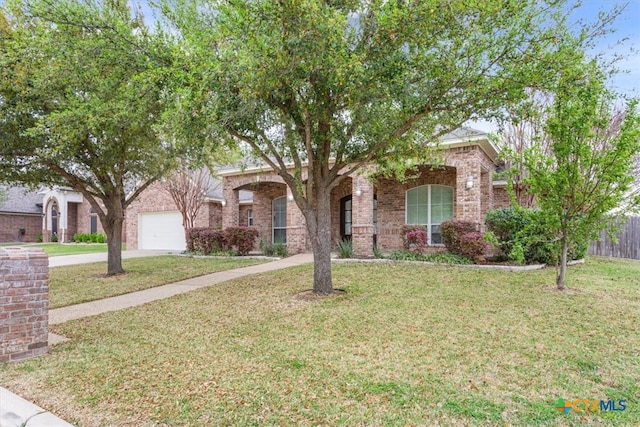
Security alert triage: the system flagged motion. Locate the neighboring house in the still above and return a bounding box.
[220,128,512,256]
[124,179,252,251]
[0,186,43,243]
[35,178,252,250]
[38,187,106,243]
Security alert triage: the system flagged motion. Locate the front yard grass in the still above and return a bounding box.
[0,242,111,256]
[49,256,268,308]
[1,257,638,426]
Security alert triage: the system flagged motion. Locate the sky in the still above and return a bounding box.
[127,0,640,133]
[3,0,638,133]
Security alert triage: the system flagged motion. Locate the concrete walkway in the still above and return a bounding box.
[49,253,314,325]
[48,249,173,267]
[3,253,314,426]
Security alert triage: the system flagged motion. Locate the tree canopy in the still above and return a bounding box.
[524,62,640,290]
[0,0,180,274]
[160,0,598,293]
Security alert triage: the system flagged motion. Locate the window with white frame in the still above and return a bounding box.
[247,209,253,226]
[406,185,454,244]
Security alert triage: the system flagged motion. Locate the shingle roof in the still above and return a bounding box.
[440,126,488,141]
[0,186,42,215]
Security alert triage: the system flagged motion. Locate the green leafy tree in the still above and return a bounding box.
[0,0,179,274]
[525,63,640,290]
[160,0,606,294]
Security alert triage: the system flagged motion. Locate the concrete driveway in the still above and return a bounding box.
[48,250,173,267]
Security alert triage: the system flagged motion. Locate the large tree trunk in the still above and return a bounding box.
[102,206,125,276]
[556,235,568,290]
[304,185,333,295]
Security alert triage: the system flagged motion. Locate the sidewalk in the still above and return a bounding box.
[48,249,173,267]
[49,253,314,325]
[3,253,314,427]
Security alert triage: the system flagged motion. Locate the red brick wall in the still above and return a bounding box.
[0,213,42,243]
[493,187,511,209]
[75,200,106,236]
[0,247,48,362]
[209,202,223,228]
[64,203,78,242]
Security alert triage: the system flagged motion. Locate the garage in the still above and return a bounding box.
[138,211,186,251]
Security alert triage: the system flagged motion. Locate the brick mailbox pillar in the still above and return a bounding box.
[0,247,49,362]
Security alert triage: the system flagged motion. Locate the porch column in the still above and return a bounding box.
[222,180,239,228]
[351,175,375,257]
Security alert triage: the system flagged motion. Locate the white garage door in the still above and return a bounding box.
[138,211,186,251]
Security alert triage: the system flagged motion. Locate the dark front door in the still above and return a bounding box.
[340,195,352,240]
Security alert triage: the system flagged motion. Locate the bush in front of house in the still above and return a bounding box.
[388,250,472,264]
[400,225,427,252]
[441,220,487,262]
[187,227,227,254]
[225,226,259,255]
[259,239,288,257]
[186,226,258,255]
[484,207,527,257]
[73,232,106,243]
[484,207,587,265]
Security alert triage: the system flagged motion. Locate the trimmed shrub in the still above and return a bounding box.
[400,225,427,252]
[187,227,226,255]
[225,226,259,255]
[188,227,259,255]
[458,232,488,263]
[72,232,106,243]
[441,221,478,255]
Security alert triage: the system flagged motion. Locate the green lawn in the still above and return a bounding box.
[1,257,638,426]
[49,256,268,308]
[0,242,111,256]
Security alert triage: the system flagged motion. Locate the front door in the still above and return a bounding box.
[340,195,352,240]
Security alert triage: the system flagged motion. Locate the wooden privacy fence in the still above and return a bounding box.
[589,216,640,260]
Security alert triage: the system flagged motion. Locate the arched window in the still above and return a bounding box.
[406,185,454,244]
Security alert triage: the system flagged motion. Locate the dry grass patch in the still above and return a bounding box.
[1,257,638,426]
[49,256,268,308]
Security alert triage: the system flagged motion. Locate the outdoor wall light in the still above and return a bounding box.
[466,176,474,189]
[288,193,294,201]
[221,199,227,207]
[355,186,363,197]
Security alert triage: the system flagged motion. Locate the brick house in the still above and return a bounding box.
[5,127,514,253]
[219,128,511,256]
[0,186,43,243]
